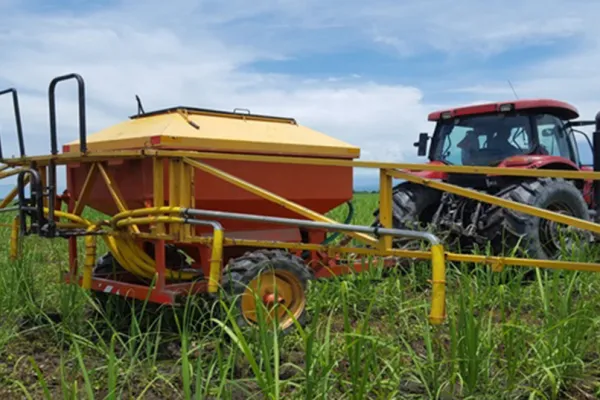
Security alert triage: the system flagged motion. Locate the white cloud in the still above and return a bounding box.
[209,0,589,57]
[1,0,600,193]
[0,1,437,164]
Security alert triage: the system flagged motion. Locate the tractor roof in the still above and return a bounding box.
[428,99,579,121]
[63,106,361,159]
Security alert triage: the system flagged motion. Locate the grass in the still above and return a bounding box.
[1,192,600,398]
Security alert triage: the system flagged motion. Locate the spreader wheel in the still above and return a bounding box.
[221,249,314,332]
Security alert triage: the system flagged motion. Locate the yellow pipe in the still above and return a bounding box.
[0,150,144,166]
[152,157,166,235]
[178,161,193,242]
[183,157,379,247]
[152,149,600,181]
[112,207,182,224]
[191,235,600,273]
[73,163,98,215]
[104,235,150,278]
[445,252,600,272]
[114,216,185,228]
[108,237,152,278]
[0,168,25,180]
[168,158,182,238]
[43,208,198,281]
[378,169,393,250]
[207,227,224,293]
[97,163,140,234]
[50,209,90,226]
[4,148,600,181]
[82,227,98,290]
[10,216,19,261]
[0,176,29,209]
[388,169,600,235]
[429,244,446,325]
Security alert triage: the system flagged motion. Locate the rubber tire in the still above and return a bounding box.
[93,252,122,276]
[221,249,314,333]
[479,178,590,260]
[93,244,192,276]
[372,182,442,249]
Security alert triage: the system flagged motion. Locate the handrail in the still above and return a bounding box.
[0,88,26,159]
[48,73,87,155]
[47,73,88,236]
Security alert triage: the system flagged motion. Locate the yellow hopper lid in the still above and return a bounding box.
[64,106,360,159]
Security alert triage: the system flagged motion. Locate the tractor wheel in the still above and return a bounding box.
[221,249,314,333]
[372,182,442,249]
[479,178,591,260]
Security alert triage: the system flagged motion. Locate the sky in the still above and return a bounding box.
[1,0,600,191]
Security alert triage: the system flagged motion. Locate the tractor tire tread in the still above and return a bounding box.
[479,177,589,259]
[372,182,442,230]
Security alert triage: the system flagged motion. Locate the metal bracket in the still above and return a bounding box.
[16,168,45,236]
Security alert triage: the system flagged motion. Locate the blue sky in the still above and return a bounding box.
[1,0,599,191]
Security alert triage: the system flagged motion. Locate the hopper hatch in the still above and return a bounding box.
[64,106,360,159]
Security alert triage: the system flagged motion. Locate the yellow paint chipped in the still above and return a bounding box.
[65,108,360,159]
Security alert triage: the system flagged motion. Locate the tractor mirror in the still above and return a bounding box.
[414,133,429,156]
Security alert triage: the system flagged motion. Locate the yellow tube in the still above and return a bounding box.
[42,208,199,281]
[208,227,224,293]
[10,216,19,261]
[111,207,183,226]
[114,216,185,229]
[429,243,446,325]
[82,232,97,290]
[50,209,91,226]
[103,235,151,278]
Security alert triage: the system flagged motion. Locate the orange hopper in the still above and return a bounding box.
[63,107,360,242]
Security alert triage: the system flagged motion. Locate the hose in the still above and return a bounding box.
[45,201,354,280]
[47,209,200,281]
[301,200,354,259]
[322,200,354,245]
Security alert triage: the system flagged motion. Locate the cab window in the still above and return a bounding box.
[535,114,575,162]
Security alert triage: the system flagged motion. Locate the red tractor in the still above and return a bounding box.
[373,99,599,260]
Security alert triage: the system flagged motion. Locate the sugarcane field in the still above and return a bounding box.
[2,1,600,399]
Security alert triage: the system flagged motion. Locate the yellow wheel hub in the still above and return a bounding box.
[241,269,306,330]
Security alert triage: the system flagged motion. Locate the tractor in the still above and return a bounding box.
[373,99,599,260]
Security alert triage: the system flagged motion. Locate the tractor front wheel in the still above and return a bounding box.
[221,249,314,333]
[480,178,591,260]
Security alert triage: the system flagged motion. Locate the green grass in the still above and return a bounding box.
[1,193,600,399]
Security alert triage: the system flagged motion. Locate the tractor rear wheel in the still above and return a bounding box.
[372,182,442,249]
[221,249,314,333]
[479,178,590,260]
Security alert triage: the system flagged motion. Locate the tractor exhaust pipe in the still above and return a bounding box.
[594,111,600,221]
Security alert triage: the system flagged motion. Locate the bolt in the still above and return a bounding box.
[263,292,284,306]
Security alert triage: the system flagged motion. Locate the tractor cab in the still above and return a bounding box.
[415,100,585,169]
